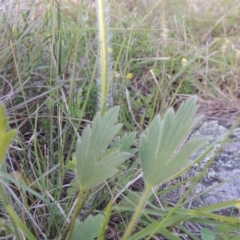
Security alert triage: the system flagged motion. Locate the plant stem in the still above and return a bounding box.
[98,197,113,240]
[60,188,91,240]
[122,184,152,240]
[97,0,109,116]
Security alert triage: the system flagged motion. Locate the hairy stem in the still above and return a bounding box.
[97,0,110,116]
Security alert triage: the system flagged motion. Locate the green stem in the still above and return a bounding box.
[60,188,91,240]
[98,197,113,240]
[122,185,152,240]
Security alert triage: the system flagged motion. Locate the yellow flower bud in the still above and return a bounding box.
[181,58,188,67]
[126,73,133,79]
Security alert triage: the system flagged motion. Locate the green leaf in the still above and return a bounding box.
[111,132,137,155]
[71,214,104,240]
[201,228,215,240]
[140,96,207,187]
[0,105,17,164]
[231,236,240,240]
[82,150,131,189]
[76,107,133,189]
[67,154,77,171]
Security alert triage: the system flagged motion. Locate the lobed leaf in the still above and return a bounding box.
[110,132,137,155]
[81,150,131,189]
[76,107,133,189]
[71,214,104,240]
[140,96,207,187]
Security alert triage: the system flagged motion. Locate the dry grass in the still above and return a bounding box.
[1,0,240,239]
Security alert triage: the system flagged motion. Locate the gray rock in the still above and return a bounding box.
[188,121,240,208]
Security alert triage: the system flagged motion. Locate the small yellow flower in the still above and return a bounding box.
[108,47,113,53]
[126,73,133,79]
[181,58,188,67]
